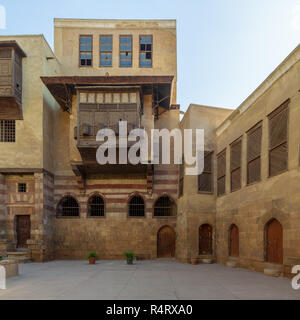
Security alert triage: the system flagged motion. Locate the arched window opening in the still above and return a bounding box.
[154,196,176,217]
[88,195,105,217]
[129,196,145,217]
[57,197,79,217]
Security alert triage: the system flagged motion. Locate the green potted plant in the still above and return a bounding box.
[124,252,135,265]
[87,251,97,265]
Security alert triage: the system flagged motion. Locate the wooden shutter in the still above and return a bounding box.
[247,122,262,184]
[217,150,226,196]
[230,138,242,192]
[268,100,289,177]
[198,152,213,193]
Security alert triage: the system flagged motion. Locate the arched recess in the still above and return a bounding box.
[199,224,213,255]
[157,225,176,258]
[265,219,283,264]
[229,224,239,257]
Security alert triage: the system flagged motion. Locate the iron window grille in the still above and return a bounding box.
[154,196,176,217]
[88,195,105,217]
[57,197,79,217]
[0,120,15,142]
[18,183,27,193]
[129,196,145,217]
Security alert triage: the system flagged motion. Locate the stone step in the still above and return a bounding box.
[264,268,281,277]
[6,251,31,263]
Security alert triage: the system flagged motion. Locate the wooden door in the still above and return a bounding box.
[199,224,213,255]
[266,219,283,264]
[16,215,31,248]
[157,226,175,258]
[229,225,239,257]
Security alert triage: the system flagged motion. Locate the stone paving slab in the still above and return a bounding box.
[0,260,299,300]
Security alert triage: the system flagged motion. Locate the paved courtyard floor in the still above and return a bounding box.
[0,260,299,300]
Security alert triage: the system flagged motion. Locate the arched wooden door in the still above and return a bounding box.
[199,224,213,255]
[266,219,283,264]
[229,225,239,257]
[157,226,176,258]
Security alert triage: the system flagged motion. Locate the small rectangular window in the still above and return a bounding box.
[0,120,15,142]
[247,122,262,185]
[217,149,226,196]
[18,183,27,193]
[100,35,112,67]
[139,35,152,67]
[79,35,93,67]
[198,152,213,193]
[120,35,132,67]
[268,100,289,177]
[230,138,242,192]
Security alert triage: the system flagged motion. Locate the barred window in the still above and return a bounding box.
[120,35,132,67]
[230,138,242,192]
[247,122,262,184]
[18,183,27,193]
[217,150,226,196]
[268,100,289,177]
[100,35,112,67]
[79,35,92,66]
[154,196,176,217]
[129,196,145,217]
[88,195,105,217]
[139,35,152,67]
[0,120,15,142]
[57,197,79,217]
[198,152,213,193]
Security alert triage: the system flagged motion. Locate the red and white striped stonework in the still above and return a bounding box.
[43,173,54,217]
[0,174,6,238]
[53,167,178,218]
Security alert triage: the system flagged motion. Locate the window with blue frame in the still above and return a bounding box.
[120,35,132,67]
[100,35,113,67]
[79,35,92,66]
[139,35,152,67]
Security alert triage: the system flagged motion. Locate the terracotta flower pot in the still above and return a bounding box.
[191,258,198,265]
[89,257,96,265]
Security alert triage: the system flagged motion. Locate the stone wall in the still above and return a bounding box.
[53,167,178,260]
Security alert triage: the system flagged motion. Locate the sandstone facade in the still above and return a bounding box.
[0,19,299,277]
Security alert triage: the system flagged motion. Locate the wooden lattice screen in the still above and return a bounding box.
[247,122,262,184]
[268,100,289,177]
[230,138,242,192]
[198,152,213,193]
[217,149,226,196]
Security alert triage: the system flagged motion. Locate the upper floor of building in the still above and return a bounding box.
[54,19,177,78]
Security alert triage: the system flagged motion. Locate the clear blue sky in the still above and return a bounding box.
[0,0,299,112]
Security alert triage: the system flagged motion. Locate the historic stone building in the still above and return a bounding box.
[0,19,299,277]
